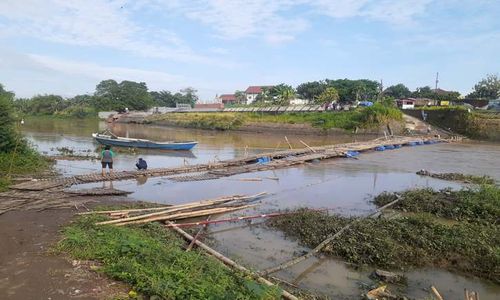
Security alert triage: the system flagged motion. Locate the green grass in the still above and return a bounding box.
[268,209,500,282]
[374,185,500,223]
[149,103,403,131]
[57,215,281,299]
[0,148,50,191]
[149,112,246,130]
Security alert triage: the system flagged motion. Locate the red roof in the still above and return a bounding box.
[219,94,236,101]
[245,86,273,94]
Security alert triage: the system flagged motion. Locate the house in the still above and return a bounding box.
[244,85,273,104]
[217,94,237,105]
[396,99,415,109]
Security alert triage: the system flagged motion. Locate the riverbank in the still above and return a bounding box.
[57,211,284,299]
[134,105,405,135]
[404,108,500,141]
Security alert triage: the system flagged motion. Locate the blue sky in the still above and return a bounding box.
[0,0,499,101]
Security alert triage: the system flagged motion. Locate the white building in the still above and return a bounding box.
[244,86,273,104]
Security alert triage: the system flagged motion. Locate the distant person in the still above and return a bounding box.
[136,158,147,170]
[101,145,114,176]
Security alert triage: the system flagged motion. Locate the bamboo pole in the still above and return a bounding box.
[78,205,173,215]
[166,209,327,228]
[186,215,211,251]
[431,286,444,300]
[115,205,256,226]
[78,194,243,215]
[226,178,263,182]
[166,221,298,300]
[260,196,402,276]
[284,136,293,149]
[95,193,264,225]
[299,140,316,153]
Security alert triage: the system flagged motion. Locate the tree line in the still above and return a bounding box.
[9,74,500,117]
[13,79,199,117]
[232,74,499,106]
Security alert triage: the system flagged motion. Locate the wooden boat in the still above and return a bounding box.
[92,133,197,150]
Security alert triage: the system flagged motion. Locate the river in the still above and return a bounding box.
[22,117,500,300]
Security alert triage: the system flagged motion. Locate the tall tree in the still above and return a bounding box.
[93,79,153,111]
[150,91,177,107]
[234,90,246,104]
[179,87,199,107]
[269,84,295,105]
[384,84,411,99]
[0,84,20,152]
[315,87,339,104]
[467,74,500,99]
[296,81,326,101]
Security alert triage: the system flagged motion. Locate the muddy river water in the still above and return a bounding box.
[22,117,500,299]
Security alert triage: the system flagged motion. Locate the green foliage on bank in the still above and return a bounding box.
[150,103,402,131]
[149,112,247,130]
[57,215,281,299]
[12,80,200,118]
[268,185,500,282]
[0,84,50,190]
[374,185,500,224]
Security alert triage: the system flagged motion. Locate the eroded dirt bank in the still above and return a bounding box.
[0,206,129,300]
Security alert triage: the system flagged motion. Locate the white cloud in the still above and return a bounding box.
[137,0,435,44]
[183,0,309,43]
[0,0,213,64]
[0,49,185,97]
[28,54,182,85]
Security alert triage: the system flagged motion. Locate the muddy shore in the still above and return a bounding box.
[0,200,131,300]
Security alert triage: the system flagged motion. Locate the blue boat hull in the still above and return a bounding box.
[93,135,197,150]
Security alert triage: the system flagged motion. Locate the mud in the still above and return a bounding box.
[0,204,130,300]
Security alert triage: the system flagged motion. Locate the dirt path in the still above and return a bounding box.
[0,206,129,300]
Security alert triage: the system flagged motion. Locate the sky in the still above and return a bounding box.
[0,0,499,101]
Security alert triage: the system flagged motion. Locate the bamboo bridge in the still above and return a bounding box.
[9,135,452,191]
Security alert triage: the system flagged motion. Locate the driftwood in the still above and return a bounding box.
[166,221,298,300]
[260,196,402,276]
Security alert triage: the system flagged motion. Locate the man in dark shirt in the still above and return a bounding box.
[136,158,147,170]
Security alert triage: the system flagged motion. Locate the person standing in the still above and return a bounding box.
[101,145,114,176]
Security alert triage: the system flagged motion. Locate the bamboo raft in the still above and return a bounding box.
[9,136,451,191]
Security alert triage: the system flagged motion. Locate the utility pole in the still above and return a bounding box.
[435,72,439,90]
[378,79,384,101]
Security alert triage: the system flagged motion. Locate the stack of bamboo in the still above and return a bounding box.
[80,192,266,226]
